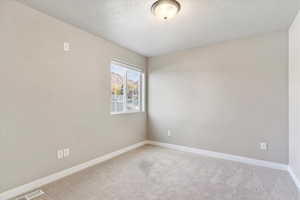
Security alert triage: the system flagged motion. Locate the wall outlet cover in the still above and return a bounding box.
[64,42,70,51]
[64,148,70,157]
[260,143,268,150]
[57,150,64,159]
[167,130,171,136]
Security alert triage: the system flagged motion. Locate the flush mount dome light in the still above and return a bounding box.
[151,0,181,20]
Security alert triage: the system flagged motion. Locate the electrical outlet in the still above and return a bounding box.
[64,148,70,157]
[57,150,64,159]
[64,42,70,51]
[167,130,171,136]
[260,143,268,151]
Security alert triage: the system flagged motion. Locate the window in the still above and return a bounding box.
[111,61,145,114]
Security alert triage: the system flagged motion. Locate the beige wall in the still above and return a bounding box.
[0,0,146,193]
[289,10,300,186]
[148,32,289,164]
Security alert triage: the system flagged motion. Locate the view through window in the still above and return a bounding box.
[111,61,144,114]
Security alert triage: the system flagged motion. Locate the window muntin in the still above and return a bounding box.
[111,61,144,114]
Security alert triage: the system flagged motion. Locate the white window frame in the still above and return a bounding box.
[110,60,145,115]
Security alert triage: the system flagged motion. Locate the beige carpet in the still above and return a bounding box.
[19,145,300,200]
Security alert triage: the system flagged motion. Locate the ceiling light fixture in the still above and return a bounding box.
[151,0,181,20]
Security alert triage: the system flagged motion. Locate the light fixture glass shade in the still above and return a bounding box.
[151,0,181,20]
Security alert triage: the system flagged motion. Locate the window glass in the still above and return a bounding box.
[111,61,144,114]
[111,64,126,113]
[126,69,140,112]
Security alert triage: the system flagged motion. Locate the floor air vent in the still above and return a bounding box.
[15,190,45,200]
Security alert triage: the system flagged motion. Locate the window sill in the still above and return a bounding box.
[111,111,145,115]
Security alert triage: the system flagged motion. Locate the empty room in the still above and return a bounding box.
[1,0,300,199]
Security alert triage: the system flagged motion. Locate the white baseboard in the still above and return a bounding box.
[288,167,300,191]
[146,140,288,171]
[1,140,298,200]
[146,140,300,190]
[0,141,147,200]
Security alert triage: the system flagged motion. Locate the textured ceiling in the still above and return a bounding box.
[18,0,300,56]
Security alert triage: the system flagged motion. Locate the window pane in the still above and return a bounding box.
[111,64,126,113]
[111,61,144,114]
[126,69,140,112]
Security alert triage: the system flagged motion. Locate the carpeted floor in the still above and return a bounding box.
[23,145,300,200]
